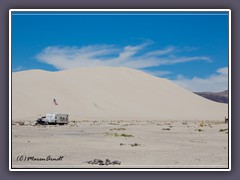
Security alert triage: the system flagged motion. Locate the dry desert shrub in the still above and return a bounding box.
[195,128,204,132]
[110,128,126,131]
[104,132,133,137]
[18,121,25,126]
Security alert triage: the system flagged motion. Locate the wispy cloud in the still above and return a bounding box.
[13,66,26,72]
[36,42,210,70]
[35,43,228,92]
[143,46,175,57]
[144,70,172,77]
[173,67,228,92]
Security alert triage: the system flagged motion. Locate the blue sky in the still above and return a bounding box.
[11,11,229,92]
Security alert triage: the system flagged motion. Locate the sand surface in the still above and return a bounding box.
[12,119,228,169]
[12,67,228,122]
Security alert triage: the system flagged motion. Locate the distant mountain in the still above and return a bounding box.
[195,90,228,104]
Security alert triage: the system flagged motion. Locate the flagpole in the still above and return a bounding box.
[51,98,53,114]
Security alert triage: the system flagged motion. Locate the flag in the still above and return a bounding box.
[53,98,58,105]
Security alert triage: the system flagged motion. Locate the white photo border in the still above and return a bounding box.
[9,9,231,172]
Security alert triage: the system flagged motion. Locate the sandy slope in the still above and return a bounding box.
[12,67,228,121]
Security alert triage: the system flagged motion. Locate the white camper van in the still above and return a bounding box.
[37,113,69,125]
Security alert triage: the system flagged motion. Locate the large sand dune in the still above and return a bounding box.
[12,67,228,121]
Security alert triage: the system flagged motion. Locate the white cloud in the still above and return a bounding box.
[144,70,172,77]
[164,56,211,64]
[13,66,26,72]
[36,42,210,70]
[173,67,228,92]
[217,67,228,75]
[144,46,175,57]
[35,43,227,92]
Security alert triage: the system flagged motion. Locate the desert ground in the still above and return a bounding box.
[12,119,228,169]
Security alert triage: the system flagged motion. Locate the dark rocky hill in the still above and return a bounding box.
[195,90,228,104]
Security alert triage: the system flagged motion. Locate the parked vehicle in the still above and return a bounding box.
[36,113,69,125]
